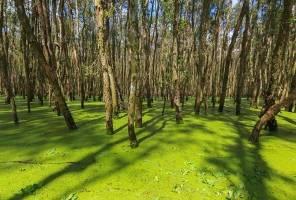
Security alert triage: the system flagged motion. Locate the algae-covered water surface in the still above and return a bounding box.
[0,96,295,200]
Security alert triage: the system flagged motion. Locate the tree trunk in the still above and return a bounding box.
[172,0,183,124]
[15,0,77,130]
[211,0,224,108]
[236,0,250,115]
[135,80,143,128]
[249,0,293,141]
[195,0,211,115]
[126,0,140,147]
[0,0,18,124]
[95,0,114,135]
[218,0,248,112]
[142,0,153,108]
[261,0,292,127]
[288,68,296,112]
[249,72,296,142]
[106,17,119,119]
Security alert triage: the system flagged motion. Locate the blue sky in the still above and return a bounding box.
[232,0,239,7]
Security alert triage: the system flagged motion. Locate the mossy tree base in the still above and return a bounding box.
[128,124,138,148]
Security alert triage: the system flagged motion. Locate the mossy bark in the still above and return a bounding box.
[103,71,114,135]
[135,80,143,128]
[95,0,114,135]
[108,64,119,119]
[127,0,140,147]
[172,0,183,124]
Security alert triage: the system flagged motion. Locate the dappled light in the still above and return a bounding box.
[0,96,295,199]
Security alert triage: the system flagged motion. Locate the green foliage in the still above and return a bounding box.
[130,141,138,149]
[47,148,59,155]
[61,193,78,200]
[172,183,184,194]
[179,19,189,31]
[226,189,244,199]
[15,182,44,196]
[104,5,115,18]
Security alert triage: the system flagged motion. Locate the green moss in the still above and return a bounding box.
[0,96,295,199]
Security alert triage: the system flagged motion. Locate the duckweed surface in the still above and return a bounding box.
[0,96,295,200]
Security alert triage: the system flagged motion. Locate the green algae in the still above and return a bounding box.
[0,96,295,200]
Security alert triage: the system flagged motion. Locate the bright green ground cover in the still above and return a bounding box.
[0,95,295,200]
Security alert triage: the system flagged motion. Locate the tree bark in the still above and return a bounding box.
[249,0,293,141]
[106,14,119,119]
[126,0,140,147]
[236,0,250,115]
[172,0,183,124]
[15,0,77,130]
[249,72,296,142]
[142,0,153,108]
[0,0,18,124]
[195,0,211,115]
[261,0,293,126]
[218,0,248,112]
[95,0,114,135]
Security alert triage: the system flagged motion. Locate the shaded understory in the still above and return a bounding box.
[0,96,295,200]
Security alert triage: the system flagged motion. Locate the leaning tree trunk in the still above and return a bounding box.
[249,0,293,141]
[249,72,296,142]
[15,0,77,130]
[0,0,18,124]
[95,0,114,135]
[218,0,248,112]
[261,0,292,129]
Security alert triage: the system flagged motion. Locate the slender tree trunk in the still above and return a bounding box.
[15,0,77,130]
[172,0,183,124]
[95,0,114,135]
[106,16,119,119]
[67,0,85,109]
[135,80,143,128]
[236,0,250,115]
[21,32,32,113]
[126,0,140,147]
[288,67,296,112]
[0,0,18,124]
[218,0,248,112]
[195,0,211,115]
[211,0,224,108]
